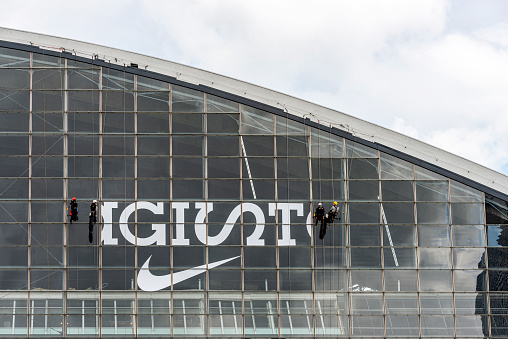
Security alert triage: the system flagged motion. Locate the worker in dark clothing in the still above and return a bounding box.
[90,200,97,224]
[69,197,78,223]
[89,199,97,243]
[314,203,327,240]
[314,203,325,226]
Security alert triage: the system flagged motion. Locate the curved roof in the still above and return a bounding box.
[1,26,507,198]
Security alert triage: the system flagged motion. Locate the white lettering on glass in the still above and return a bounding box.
[269,203,301,246]
[172,202,190,245]
[119,202,166,246]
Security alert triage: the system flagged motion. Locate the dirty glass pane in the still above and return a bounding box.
[206,94,239,113]
[241,106,273,135]
[416,181,448,202]
[416,203,449,224]
[137,112,169,133]
[207,113,239,134]
[172,85,204,112]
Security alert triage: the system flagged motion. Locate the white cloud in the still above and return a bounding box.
[392,118,420,139]
[423,125,508,172]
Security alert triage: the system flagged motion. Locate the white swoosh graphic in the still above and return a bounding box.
[137,255,240,292]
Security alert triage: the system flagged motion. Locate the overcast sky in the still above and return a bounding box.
[2,0,508,175]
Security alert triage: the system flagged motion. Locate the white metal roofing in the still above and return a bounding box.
[1,26,507,196]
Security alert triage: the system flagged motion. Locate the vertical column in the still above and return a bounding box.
[168,83,174,337]
[449,178,456,338]
[483,192,492,338]
[98,65,103,338]
[343,137,351,338]
[203,93,209,337]
[133,73,138,337]
[238,104,245,338]
[413,163,422,338]
[378,151,387,338]
[62,57,69,338]
[27,51,33,335]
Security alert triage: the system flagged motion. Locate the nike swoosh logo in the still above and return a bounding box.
[137,255,240,292]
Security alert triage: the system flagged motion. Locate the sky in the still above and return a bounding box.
[1,0,508,175]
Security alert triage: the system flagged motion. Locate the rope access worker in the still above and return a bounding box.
[69,197,78,223]
[327,201,340,224]
[319,201,341,240]
[314,203,325,226]
[89,200,97,243]
[314,203,327,240]
[89,200,97,225]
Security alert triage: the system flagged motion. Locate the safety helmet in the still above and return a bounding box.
[93,199,97,204]
[72,197,76,201]
[333,201,337,206]
[318,203,322,207]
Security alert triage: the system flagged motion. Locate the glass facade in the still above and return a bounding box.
[0,43,507,338]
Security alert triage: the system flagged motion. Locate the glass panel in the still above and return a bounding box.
[172,136,204,156]
[450,180,483,202]
[350,247,381,268]
[137,112,169,133]
[0,156,28,177]
[453,247,485,269]
[137,135,170,156]
[382,202,414,224]
[207,113,239,134]
[0,135,28,155]
[0,113,28,132]
[103,91,134,113]
[384,270,418,291]
[345,140,378,158]
[419,270,452,291]
[451,203,484,224]
[208,158,239,178]
[277,158,309,178]
[0,47,30,68]
[347,158,378,179]
[208,136,239,156]
[454,270,485,291]
[68,91,99,111]
[384,247,417,268]
[137,157,169,178]
[415,180,448,201]
[277,136,308,156]
[241,106,273,135]
[348,203,379,224]
[383,225,416,246]
[380,153,414,180]
[418,248,451,268]
[486,194,508,224]
[206,94,239,113]
[418,225,450,246]
[171,85,204,112]
[453,225,485,247]
[241,136,273,156]
[348,180,378,201]
[275,116,308,135]
[0,69,29,89]
[172,113,203,133]
[350,270,382,290]
[416,203,449,224]
[173,158,203,178]
[350,225,380,246]
[415,166,447,180]
[381,180,414,201]
[102,112,134,133]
